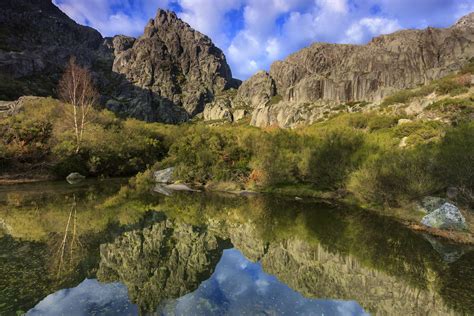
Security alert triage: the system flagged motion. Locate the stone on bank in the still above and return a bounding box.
[421,202,468,231]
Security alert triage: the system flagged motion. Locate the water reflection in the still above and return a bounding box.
[28,249,368,316]
[0,180,472,315]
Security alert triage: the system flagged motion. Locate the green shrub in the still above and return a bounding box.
[367,115,398,131]
[435,77,469,96]
[165,126,251,183]
[436,123,474,206]
[348,146,441,206]
[249,130,304,186]
[348,113,369,129]
[267,95,283,106]
[381,85,435,106]
[393,121,445,146]
[459,58,474,75]
[301,128,364,189]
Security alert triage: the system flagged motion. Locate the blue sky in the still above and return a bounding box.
[53,0,474,79]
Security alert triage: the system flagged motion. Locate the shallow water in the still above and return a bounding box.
[0,179,473,315]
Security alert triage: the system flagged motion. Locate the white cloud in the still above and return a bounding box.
[345,17,402,44]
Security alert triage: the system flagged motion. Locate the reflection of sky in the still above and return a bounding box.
[27,279,137,316]
[27,249,369,316]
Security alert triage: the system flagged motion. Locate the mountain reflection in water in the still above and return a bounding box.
[28,249,368,316]
[0,179,472,315]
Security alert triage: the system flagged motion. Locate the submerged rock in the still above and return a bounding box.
[421,203,468,231]
[66,173,85,184]
[153,167,175,184]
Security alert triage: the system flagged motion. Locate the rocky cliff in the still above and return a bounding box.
[106,10,239,122]
[234,13,474,127]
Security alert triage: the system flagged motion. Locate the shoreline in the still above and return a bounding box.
[2,174,473,245]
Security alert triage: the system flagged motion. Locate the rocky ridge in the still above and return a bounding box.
[224,13,474,127]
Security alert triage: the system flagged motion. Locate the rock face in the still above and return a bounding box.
[109,10,239,122]
[421,202,468,231]
[241,13,474,127]
[0,0,105,99]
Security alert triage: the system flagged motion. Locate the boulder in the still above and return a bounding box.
[235,71,276,109]
[153,167,175,184]
[421,203,468,231]
[420,196,447,213]
[153,184,173,196]
[398,119,413,125]
[66,172,85,184]
[233,109,248,121]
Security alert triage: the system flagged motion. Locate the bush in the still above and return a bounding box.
[249,130,303,186]
[301,128,364,189]
[367,115,398,131]
[381,85,435,106]
[348,147,441,206]
[52,119,167,177]
[435,77,469,96]
[436,123,474,206]
[165,126,251,183]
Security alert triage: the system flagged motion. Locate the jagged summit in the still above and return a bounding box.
[106,7,237,122]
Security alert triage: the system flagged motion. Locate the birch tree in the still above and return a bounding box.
[58,57,98,153]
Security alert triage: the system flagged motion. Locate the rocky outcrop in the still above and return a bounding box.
[203,97,233,122]
[153,167,175,184]
[234,71,276,109]
[242,13,474,127]
[109,10,239,122]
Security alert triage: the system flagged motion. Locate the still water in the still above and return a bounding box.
[0,179,473,315]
